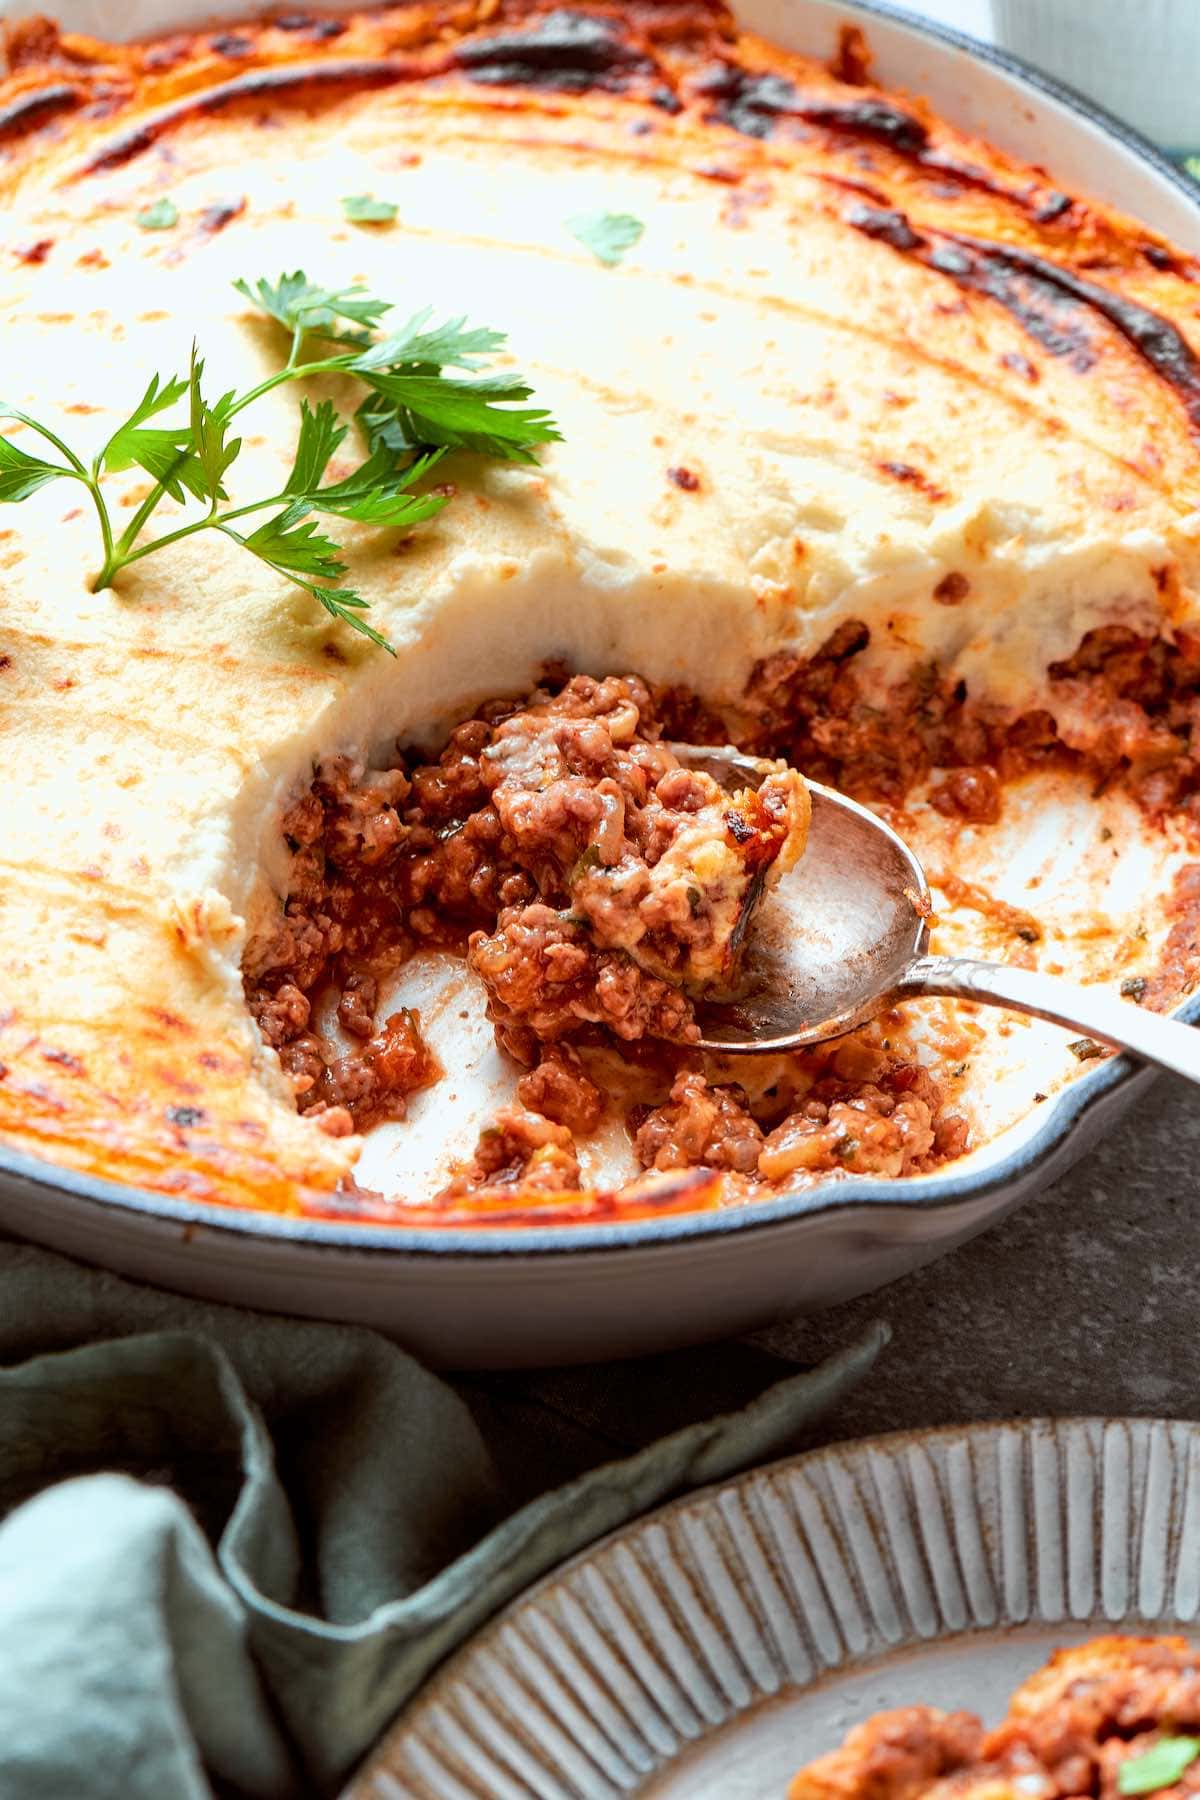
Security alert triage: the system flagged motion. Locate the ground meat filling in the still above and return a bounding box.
[465,677,808,1047]
[242,617,1200,1196]
[516,1044,604,1134]
[634,1072,765,1174]
[470,904,702,1063]
[728,618,1200,820]
[632,1044,960,1185]
[244,673,809,1146]
[247,616,1200,1194]
[436,1106,582,1199]
[792,1639,1200,1800]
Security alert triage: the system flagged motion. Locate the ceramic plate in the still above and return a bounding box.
[346,1417,1200,1797]
[2,0,1200,1367]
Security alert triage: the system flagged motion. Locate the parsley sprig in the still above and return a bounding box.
[0,271,560,651]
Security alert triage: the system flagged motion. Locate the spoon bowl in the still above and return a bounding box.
[672,743,1200,1089]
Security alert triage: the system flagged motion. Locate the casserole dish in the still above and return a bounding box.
[1,0,1199,1363]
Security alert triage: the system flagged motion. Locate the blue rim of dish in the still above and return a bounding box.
[1,0,1198,1263]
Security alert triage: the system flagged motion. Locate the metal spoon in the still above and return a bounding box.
[673,743,1200,1081]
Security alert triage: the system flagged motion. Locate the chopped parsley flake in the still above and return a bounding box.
[342,194,399,225]
[136,199,179,230]
[1118,1738,1200,1795]
[566,211,644,267]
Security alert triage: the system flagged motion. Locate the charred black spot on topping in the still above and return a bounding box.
[1141,241,1197,280]
[846,202,924,252]
[668,465,700,491]
[77,62,426,175]
[14,239,53,265]
[85,125,158,174]
[802,97,928,153]
[454,10,653,94]
[0,83,81,143]
[934,571,970,604]
[199,197,246,234]
[725,810,755,845]
[950,235,1200,429]
[649,84,682,114]
[933,238,1099,373]
[42,1047,84,1074]
[211,32,252,56]
[691,63,803,139]
[1033,190,1072,224]
[167,1105,205,1127]
[1001,350,1040,382]
[275,13,347,35]
[696,72,930,153]
[878,460,947,502]
[0,655,11,671]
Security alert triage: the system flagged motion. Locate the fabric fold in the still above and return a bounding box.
[0,1241,887,1798]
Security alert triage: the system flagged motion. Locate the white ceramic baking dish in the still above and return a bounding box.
[1,0,1197,1367]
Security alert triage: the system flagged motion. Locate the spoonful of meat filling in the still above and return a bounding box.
[669,743,1200,1087]
[465,688,810,1062]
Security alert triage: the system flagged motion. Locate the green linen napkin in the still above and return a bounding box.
[0,1239,887,1800]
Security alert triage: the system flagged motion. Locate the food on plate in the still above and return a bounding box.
[789,1636,1200,1800]
[2,1,1200,1223]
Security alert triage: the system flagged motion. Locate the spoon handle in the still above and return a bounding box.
[899,955,1200,1087]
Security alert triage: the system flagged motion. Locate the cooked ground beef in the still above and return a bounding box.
[469,904,701,1061]
[727,620,1200,821]
[244,672,805,1136]
[436,1105,581,1199]
[516,1044,604,1134]
[634,1052,956,1184]
[634,1072,764,1174]
[790,1706,982,1800]
[246,617,1200,1201]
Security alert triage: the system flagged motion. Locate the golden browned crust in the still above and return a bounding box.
[5,0,1200,496]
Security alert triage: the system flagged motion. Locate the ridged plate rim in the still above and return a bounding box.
[345,1416,1200,1797]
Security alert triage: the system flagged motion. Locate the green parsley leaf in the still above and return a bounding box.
[283,399,348,497]
[350,308,506,373]
[239,504,347,583]
[1118,1738,1200,1795]
[566,211,644,267]
[342,193,399,225]
[357,370,561,462]
[136,198,179,230]
[103,372,189,459]
[0,428,71,501]
[100,371,210,502]
[234,271,391,337]
[188,350,240,504]
[1183,156,1200,184]
[305,446,449,527]
[307,584,395,651]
